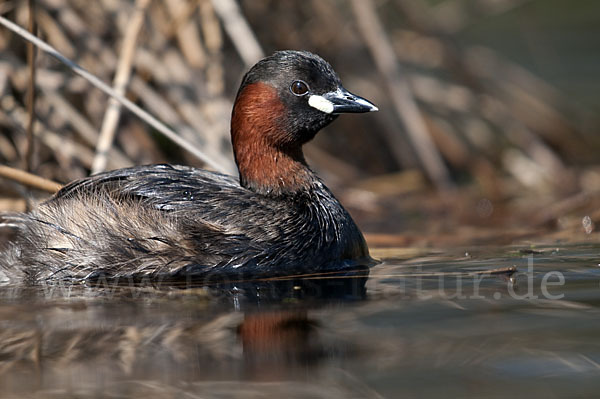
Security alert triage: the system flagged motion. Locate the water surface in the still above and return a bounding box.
[1,243,600,398]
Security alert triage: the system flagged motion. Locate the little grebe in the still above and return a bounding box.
[0,50,378,282]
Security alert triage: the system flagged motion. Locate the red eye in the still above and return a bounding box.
[290,80,309,96]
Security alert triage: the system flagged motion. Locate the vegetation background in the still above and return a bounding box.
[1,0,599,246]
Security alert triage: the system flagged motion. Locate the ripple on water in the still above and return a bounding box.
[0,243,600,397]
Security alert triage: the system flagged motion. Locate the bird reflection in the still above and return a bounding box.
[0,266,370,392]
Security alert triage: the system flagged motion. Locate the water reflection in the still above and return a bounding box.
[0,267,370,397]
[2,247,600,397]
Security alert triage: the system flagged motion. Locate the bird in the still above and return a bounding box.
[0,50,378,284]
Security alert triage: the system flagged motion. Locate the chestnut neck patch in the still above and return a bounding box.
[231,82,314,196]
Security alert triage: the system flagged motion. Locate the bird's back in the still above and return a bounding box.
[0,164,370,283]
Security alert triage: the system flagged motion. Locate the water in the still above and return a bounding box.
[1,244,600,398]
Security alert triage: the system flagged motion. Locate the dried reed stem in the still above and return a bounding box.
[210,0,264,66]
[0,14,225,172]
[25,0,37,173]
[91,0,149,174]
[351,0,453,191]
[0,165,61,193]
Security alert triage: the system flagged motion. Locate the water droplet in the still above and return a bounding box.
[181,190,194,201]
[582,215,594,234]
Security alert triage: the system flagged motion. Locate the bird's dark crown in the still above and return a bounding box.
[235,50,343,145]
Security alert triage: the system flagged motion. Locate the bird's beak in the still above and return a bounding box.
[308,87,378,114]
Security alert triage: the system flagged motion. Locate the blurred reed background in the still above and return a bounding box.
[0,0,599,245]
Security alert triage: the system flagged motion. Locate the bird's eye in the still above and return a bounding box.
[290,80,309,96]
